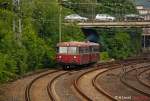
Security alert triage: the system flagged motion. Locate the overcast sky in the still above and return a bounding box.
[135,0,150,8]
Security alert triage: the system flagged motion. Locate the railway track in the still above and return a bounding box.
[92,67,119,101]
[137,68,150,88]
[92,64,138,101]
[91,60,150,101]
[120,65,150,97]
[25,70,62,101]
[47,72,68,101]
[74,63,120,101]
[74,58,148,101]
[24,57,149,101]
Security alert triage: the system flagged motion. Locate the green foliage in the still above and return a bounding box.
[99,28,142,59]
[111,32,132,59]
[0,0,84,82]
[63,0,137,18]
[62,0,140,59]
[0,53,17,82]
[96,0,137,15]
[100,52,110,61]
[62,25,84,41]
[0,0,141,82]
[0,0,12,10]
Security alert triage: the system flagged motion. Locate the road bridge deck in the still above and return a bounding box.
[75,21,150,28]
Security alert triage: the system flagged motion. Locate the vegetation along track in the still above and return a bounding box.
[74,58,148,101]
[25,69,62,101]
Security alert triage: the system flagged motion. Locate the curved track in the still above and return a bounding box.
[92,59,150,101]
[137,68,150,88]
[73,58,148,101]
[21,58,150,101]
[93,67,119,101]
[47,72,68,101]
[120,66,150,96]
[25,70,61,101]
[74,63,120,101]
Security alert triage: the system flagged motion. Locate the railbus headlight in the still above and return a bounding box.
[59,56,62,58]
[73,56,77,59]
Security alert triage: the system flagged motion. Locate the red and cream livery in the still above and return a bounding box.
[56,41,100,69]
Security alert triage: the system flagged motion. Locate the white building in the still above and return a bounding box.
[136,5,150,52]
[136,5,144,10]
[136,5,150,20]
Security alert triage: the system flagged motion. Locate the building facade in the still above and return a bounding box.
[136,5,150,52]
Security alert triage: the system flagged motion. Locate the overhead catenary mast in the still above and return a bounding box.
[59,4,62,42]
[59,0,62,42]
[12,0,22,41]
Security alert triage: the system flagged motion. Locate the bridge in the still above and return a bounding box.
[76,21,150,28]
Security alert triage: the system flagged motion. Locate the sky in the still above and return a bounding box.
[135,0,150,8]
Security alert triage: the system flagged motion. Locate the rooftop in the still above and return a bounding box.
[57,41,99,47]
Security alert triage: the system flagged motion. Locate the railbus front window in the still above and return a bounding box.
[59,47,68,54]
[68,47,78,54]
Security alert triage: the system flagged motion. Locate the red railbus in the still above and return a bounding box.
[56,41,100,69]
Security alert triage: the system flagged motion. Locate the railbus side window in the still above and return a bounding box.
[90,46,94,53]
[85,47,88,53]
[97,46,100,52]
[86,47,90,53]
[94,46,99,52]
[79,47,90,54]
[92,47,94,53]
[79,47,84,54]
[89,46,92,53]
[92,46,99,53]
[84,47,88,54]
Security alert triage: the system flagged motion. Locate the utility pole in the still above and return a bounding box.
[12,0,16,32]
[18,0,22,35]
[92,1,94,22]
[59,0,62,42]
[12,0,22,41]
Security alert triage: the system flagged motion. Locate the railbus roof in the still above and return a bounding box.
[57,41,99,47]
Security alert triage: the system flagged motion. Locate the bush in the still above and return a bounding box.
[100,52,110,61]
[0,53,17,82]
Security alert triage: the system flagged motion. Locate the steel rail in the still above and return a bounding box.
[74,59,144,101]
[25,70,61,101]
[74,62,121,101]
[47,72,68,101]
[92,59,149,101]
[120,65,150,97]
[137,68,150,88]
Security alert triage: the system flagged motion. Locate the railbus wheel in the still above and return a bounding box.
[63,65,70,70]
